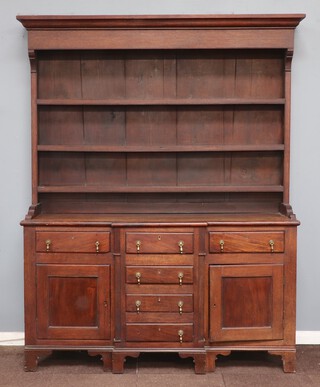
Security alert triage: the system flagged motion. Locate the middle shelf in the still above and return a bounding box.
[37,185,284,193]
[37,145,285,152]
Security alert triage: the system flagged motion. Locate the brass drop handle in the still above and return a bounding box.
[45,240,51,252]
[135,300,141,313]
[136,240,141,253]
[136,272,141,285]
[178,272,184,286]
[178,330,184,343]
[178,241,184,254]
[269,240,275,253]
[178,301,184,315]
[219,240,225,253]
[95,241,100,253]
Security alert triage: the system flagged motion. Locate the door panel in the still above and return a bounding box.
[37,264,110,340]
[209,264,283,342]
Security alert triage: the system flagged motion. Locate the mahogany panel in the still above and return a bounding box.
[38,106,83,145]
[81,51,125,99]
[177,107,224,146]
[37,51,82,99]
[222,277,272,327]
[209,264,284,342]
[230,106,283,145]
[234,52,284,98]
[230,152,283,186]
[177,153,225,186]
[83,107,126,145]
[125,52,170,99]
[127,153,176,187]
[38,152,127,187]
[126,107,176,146]
[37,265,110,339]
[38,192,283,215]
[38,152,85,186]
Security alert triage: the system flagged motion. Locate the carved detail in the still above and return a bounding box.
[24,350,53,372]
[268,350,296,373]
[205,351,231,372]
[285,49,294,72]
[112,352,140,373]
[88,351,112,371]
[25,203,42,220]
[179,352,207,374]
[28,50,37,73]
[279,203,297,220]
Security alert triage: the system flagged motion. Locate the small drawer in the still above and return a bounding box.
[126,295,193,313]
[126,232,193,254]
[36,231,110,253]
[126,266,193,285]
[126,323,193,342]
[209,231,284,253]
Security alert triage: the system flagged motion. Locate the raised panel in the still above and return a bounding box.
[36,265,110,340]
[209,264,284,342]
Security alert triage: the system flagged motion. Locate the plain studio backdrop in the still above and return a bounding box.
[0,0,318,343]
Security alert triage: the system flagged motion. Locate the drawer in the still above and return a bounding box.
[209,231,284,253]
[36,231,110,253]
[126,295,193,313]
[126,266,193,285]
[126,232,193,254]
[126,323,193,342]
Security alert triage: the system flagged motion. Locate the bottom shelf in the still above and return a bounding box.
[37,192,284,215]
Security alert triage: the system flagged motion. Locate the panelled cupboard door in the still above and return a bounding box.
[209,264,283,342]
[36,264,111,340]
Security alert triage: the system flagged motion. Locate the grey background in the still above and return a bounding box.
[0,0,318,333]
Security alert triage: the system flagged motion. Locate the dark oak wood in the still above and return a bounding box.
[18,14,304,374]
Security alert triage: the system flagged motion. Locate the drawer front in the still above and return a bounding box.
[36,231,110,253]
[209,231,284,253]
[126,266,193,285]
[126,295,193,313]
[126,324,193,342]
[126,232,193,254]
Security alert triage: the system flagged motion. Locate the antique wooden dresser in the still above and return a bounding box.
[17,14,304,373]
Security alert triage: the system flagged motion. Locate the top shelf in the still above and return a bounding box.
[37,98,286,106]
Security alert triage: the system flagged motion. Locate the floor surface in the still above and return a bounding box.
[0,346,319,386]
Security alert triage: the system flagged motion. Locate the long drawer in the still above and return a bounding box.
[36,231,110,253]
[126,232,194,254]
[126,294,193,313]
[209,231,284,253]
[126,324,193,342]
[126,266,193,285]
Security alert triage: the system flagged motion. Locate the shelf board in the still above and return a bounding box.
[37,144,285,152]
[38,185,284,193]
[37,98,286,106]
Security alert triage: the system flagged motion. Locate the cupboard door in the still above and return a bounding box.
[209,264,283,342]
[37,264,110,340]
